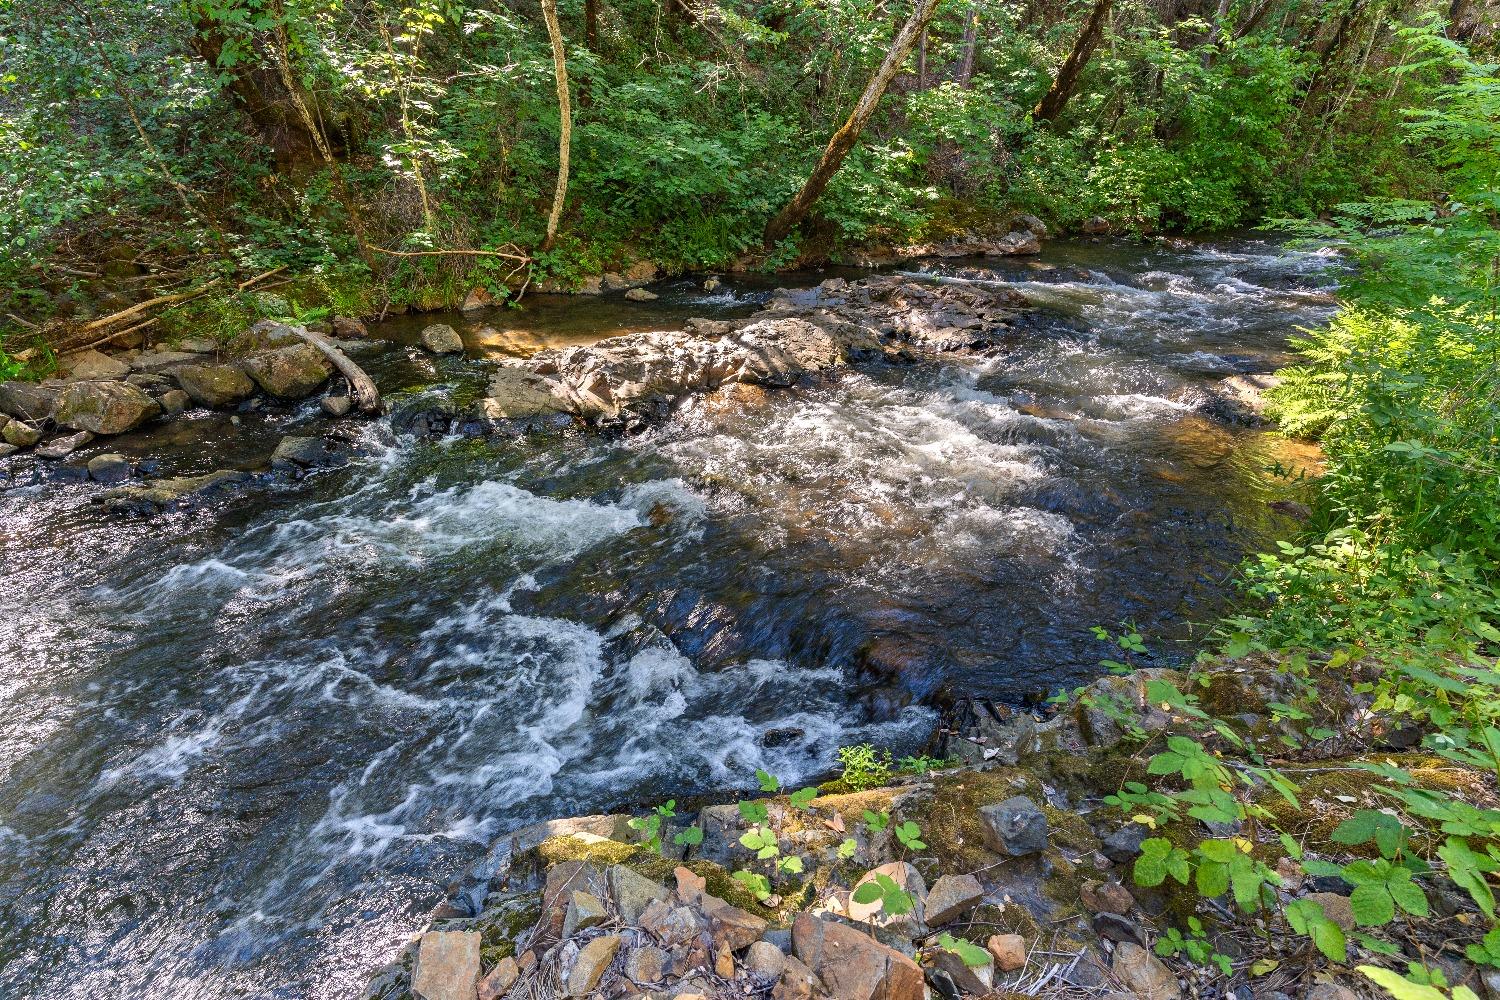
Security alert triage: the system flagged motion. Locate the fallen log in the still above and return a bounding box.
[286,325,381,414]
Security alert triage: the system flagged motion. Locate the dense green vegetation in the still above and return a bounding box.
[2,0,1493,340]
[4,3,1499,996]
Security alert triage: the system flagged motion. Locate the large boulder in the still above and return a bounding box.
[792,914,924,1000]
[55,381,160,435]
[63,349,130,380]
[421,323,464,354]
[412,930,481,1000]
[2,420,42,447]
[0,381,61,422]
[175,363,255,407]
[242,344,332,398]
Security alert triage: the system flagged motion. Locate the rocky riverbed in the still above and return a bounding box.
[361,657,1495,1000]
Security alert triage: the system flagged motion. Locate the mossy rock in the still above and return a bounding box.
[922,768,1043,873]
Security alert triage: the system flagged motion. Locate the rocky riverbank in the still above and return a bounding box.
[360,656,1495,1000]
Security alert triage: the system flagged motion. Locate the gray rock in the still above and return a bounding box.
[0,381,61,422]
[421,324,464,354]
[270,435,345,470]
[924,873,984,927]
[745,940,787,980]
[927,944,993,995]
[1082,216,1111,235]
[1092,912,1147,947]
[64,349,130,380]
[561,889,608,938]
[87,453,131,483]
[606,865,668,925]
[977,796,1048,856]
[1101,824,1150,863]
[1304,986,1359,1000]
[321,395,352,417]
[101,469,248,512]
[2,420,42,447]
[130,350,200,374]
[411,930,481,1000]
[35,431,94,460]
[175,364,255,407]
[623,287,658,302]
[1012,214,1049,238]
[623,944,669,984]
[1111,942,1179,1000]
[175,337,218,354]
[0,443,17,458]
[242,344,332,398]
[126,373,171,391]
[55,381,160,435]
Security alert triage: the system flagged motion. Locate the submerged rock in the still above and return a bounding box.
[100,469,249,512]
[87,453,132,483]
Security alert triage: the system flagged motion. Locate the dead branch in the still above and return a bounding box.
[369,246,531,263]
[286,325,381,414]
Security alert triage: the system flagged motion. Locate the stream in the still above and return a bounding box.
[0,238,1335,999]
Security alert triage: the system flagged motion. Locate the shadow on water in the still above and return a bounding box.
[0,238,1334,999]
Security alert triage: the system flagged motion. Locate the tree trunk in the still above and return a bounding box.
[541,0,572,251]
[585,0,599,49]
[956,5,981,86]
[1031,0,1112,123]
[1202,0,1233,65]
[186,19,329,167]
[763,0,943,248]
[917,28,927,91]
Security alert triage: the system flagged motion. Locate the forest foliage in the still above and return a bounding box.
[1,0,1493,327]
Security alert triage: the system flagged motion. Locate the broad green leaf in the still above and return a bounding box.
[1350,883,1395,926]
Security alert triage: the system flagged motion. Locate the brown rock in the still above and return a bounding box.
[55,381,160,435]
[674,866,706,904]
[623,945,670,983]
[987,934,1026,972]
[175,363,255,407]
[412,930,481,1000]
[1306,985,1361,1000]
[848,862,926,935]
[702,895,768,951]
[1111,942,1180,1000]
[462,287,495,311]
[1080,880,1135,915]
[773,955,822,1000]
[640,902,705,948]
[542,862,604,939]
[478,957,518,1000]
[333,316,369,338]
[792,913,923,1000]
[564,934,621,997]
[924,873,983,926]
[1305,892,1356,931]
[159,388,190,417]
[714,945,735,979]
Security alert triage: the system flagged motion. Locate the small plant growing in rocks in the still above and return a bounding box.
[837,744,893,790]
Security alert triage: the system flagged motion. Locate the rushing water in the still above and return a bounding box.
[0,239,1334,999]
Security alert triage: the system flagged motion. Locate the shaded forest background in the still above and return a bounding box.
[1,0,1495,331]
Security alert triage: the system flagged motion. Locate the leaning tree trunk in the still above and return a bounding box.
[540,0,572,251]
[763,0,943,247]
[1031,0,1113,123]
[187,19,329,167]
